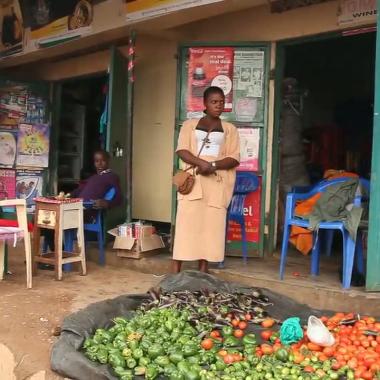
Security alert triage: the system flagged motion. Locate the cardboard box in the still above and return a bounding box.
[108,228,165,259]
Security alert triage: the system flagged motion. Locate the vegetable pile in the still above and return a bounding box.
[82,290,380,380]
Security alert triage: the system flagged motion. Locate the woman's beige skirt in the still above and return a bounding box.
[173,198,226,262]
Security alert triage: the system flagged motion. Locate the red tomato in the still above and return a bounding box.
[261,330,273,341]
[323,346,335,357]
[218,350,227,357]
[201,338,214,350]
[303,366,315,373]
[223,354,235,364]
[210,330,220,339]
[233,329,244,339]
[361,370,373,380]
[238,321,247,330]
[261,319,276,328]
[307,342,322,352]
[261,344,274,355]
[231,319,239,327]
[244,313,252,321]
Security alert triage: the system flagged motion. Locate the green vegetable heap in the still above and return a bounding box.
[83,308,212,380]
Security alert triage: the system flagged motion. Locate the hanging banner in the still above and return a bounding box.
[237,128,260,172]
[124,0,223,22]
[19,0,93,47]
[0,0,24,58]
[338,0,377,25]
[17,123,50,168]
[233,50,265,122]
[227,177,261,244]
[187,47,234,113]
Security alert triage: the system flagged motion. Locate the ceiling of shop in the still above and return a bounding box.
[0,0,265,70]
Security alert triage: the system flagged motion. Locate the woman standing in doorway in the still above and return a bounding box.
[172,86,240,273]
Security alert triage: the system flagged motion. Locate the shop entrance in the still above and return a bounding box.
[57,75,108,194]
[274,30,376,283]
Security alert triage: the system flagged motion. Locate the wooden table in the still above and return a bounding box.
[33,198,86,280]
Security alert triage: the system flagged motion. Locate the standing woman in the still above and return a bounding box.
[172,86,240,273]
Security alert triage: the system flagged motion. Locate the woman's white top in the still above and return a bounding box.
[195,129,224,158]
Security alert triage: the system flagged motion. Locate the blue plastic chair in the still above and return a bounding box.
[221,172,259,266]
[280,177,368,289]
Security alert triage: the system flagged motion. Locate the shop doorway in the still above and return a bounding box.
[57,75,108,194]
[273,30,375,282]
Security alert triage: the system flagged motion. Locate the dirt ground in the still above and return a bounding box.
[0,244,161,380]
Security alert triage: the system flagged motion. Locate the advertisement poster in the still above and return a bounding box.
[0,169,16,200]
[125,0,223,22]
[16,169,43,212]
[233,50,265,122]
[0,0,24,58]
[0,87,27,126]
[17,123,50,167]
[237,128,260,172]
[0,130,17,168]
[338,0,377,25]
[19,0,93,46]
[227,177,261,244]
[187,47,234,113]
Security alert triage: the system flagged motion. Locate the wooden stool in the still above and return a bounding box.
[33,198,86,280]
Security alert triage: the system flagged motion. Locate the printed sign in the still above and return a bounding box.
[16,169,43,212]
[338,0,377,25]
[227,177,261,244]
[237,128,260,172]
[0,130,17,168]
[19,0,93,46]
[17,124,50,168]
[187,47,234,113]
[125,0,223,22]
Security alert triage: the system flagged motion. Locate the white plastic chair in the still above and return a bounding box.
[0,199,32,289]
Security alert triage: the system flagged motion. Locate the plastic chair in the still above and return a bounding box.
[280,177,368,289]
[65,187,116,266]
[220,172,259,267]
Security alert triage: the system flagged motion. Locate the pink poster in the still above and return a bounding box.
[187,47,234,112]
[0,169,16,200]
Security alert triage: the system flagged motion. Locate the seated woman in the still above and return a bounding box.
[41,150,122,263]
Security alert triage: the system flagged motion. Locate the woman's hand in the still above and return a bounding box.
[196,161,214,175]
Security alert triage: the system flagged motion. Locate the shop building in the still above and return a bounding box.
[1,0,379,290]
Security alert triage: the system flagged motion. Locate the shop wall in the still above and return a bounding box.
[127,36,177,223]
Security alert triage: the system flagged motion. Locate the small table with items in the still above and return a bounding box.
[33,197,86,280]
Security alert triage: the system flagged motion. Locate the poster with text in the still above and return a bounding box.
[19,0,93,46]
[0,130,17,168]
[237,128,260,172]
[0,0,24,58]
[227,177,261,243]
[17,123,50,168]
[233,50,265,123]
[0,169,16,200]
[16,169,43,212]
[187,47,234,114]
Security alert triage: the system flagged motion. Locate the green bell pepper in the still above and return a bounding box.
[83,338,94,349]
[222,326,233,336]
[170,352,184,364]
[224,336,240,347]
[148,343,164,359]
[145,364,159,379]
[155,355,170,367]
[170,371,185,380]
[126,357,137,369]
[132,348,144,360]
[109,353,126,368]
[96,348,108,364]
[185,369,200,380]
[134,366,146,376]
[139,356,151,367]
[182,343,199,357]
[242,334,257,346]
